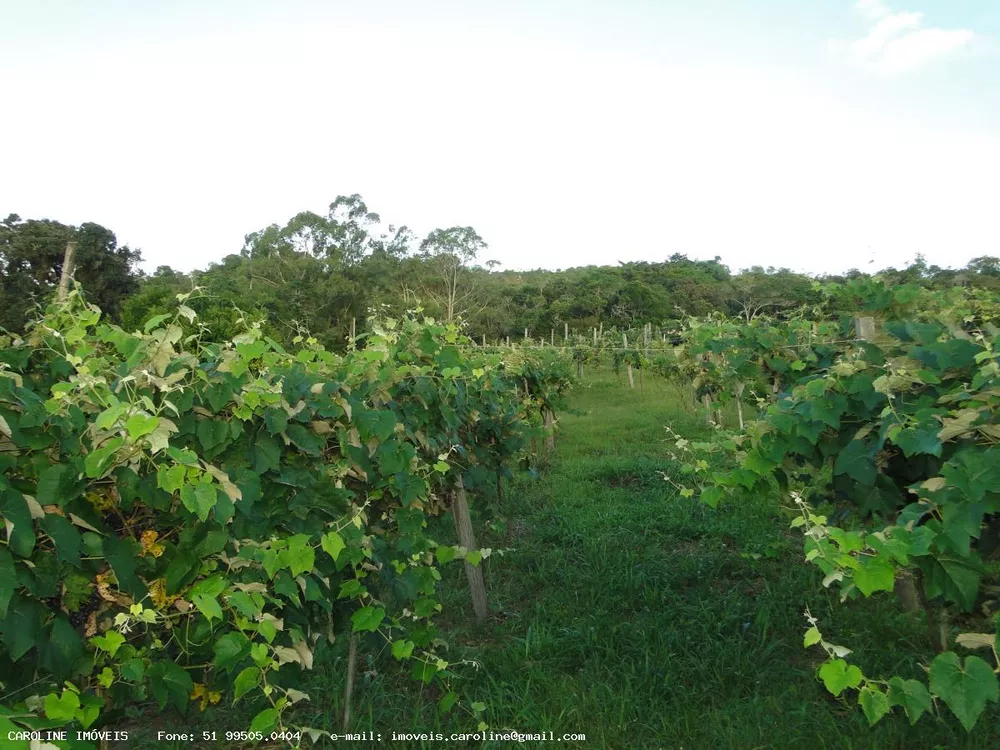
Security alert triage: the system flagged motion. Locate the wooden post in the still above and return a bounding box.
[599,321,603,336]
[524,327,528,341]
[550,329,554,346]
[453,477,488,625]
[506,335,510,347]
[544,408,555,452]
[350,317,356,341]
[622,333,627,348]
[702,394,713,425]
[736,383,746,430]
[564,322,569,341]
[56,240,78,302]
[855,316,876,341]
[627,363,634,389]
[342,633,358,730]
[482,334,486,346]
[896,570,920,613]
[593,328,598,347]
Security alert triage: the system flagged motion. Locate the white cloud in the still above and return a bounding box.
[833,0,974,74]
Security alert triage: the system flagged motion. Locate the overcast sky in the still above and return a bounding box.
[1,0,998,276]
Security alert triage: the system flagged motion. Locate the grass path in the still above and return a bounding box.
[350,370,995,749]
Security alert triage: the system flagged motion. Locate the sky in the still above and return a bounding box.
[1,0,998,277]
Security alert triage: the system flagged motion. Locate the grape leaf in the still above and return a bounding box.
[818,659,863,697]
[887,677,932,725]
[928,652,999,731]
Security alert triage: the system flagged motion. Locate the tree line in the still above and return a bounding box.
[3,197,999,346]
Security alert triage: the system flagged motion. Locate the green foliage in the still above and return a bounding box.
[659,279,1000,733]
[0,290,572,736]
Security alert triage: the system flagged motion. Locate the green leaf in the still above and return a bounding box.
[894,424,943,459]
[287,424,322,455]
[834,440,876,486]
[90,630,126,657]
[284,534,315,577]
[84,438,124,478]
[818,659,863,697]
[165,549,199,595]
[253,433,281,474]
[922,554,982,612]
[189,575,227,599]
[700,486,724,509]
[1,491,35,557]
[157,464,187,494]
[0,597,42,661]
[41,514,81,566]
[321,530,345,563]
[41,618,83,680]
[438,691,459,714]
[257,618,277,644]
[121,658,145,682]
[859,685,890,725]
[263,408,288,435]
[192,594,223,622]
[36,465,70,506]
[854,557,895,597]
[180,480,218,522]
[356,409,398,442]
[803,626,821,647]
[436,545,457,564]
[338,579,364,599]
[398,472,428,506]
[147,661,193,713]
[125,413,159,440]
[887,677,932,725]
[44,689,80,722]
[75,695,101,729]
[233,666,261,701]
[0,547,15,618]
[391,640,415,660]
[351,606,386,633]
[143,313,171,332]
[97,667,114,689]
[250,708,278,733]
[103,535,146,599]
[929,652,999,731]
[943,447,1000,504]
[214,632,251,672]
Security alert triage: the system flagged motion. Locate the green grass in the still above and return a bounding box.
[138,369,1000,749]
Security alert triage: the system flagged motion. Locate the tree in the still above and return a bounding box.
[415,227,490,322]
[726,267,815,323]
[0,214,142,331]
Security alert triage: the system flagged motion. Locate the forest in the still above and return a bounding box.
[4,199,998,345]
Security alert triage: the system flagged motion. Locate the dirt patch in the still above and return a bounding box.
[664,539,702,556]
[605,472,642,487]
